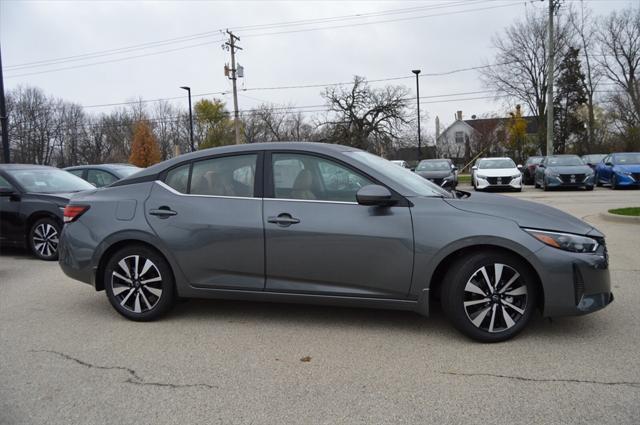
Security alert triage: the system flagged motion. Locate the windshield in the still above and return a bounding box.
[115,166,142,177]
[583,154,606,163]
[8,169,95,193]
[345,151,451,197]
[546,156,584,166]
[526,157,543,165]
[416,160,451,171]
[478,159,516,169]
[613,153,640,165]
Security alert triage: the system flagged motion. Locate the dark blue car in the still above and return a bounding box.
[595,152,640,189]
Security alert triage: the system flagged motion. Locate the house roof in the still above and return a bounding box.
[465,116,540,135]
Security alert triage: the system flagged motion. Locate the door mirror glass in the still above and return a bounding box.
[356,185,395,206]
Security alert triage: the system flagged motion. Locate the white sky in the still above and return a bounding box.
[1,0,634,137]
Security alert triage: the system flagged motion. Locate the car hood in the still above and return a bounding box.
[416,171,452,178]
[546,165,592,174]
[474,168,519,177]
[444,192,595,235]
[614,164,640,173]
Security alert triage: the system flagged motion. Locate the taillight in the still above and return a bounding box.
[63,205,90,223]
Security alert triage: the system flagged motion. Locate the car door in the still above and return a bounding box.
[145,153,265,290]
[599,155,613,182]
[263,151,414,298]
[0,174,24,245]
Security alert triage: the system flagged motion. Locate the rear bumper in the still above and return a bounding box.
[533,245,613,317]
[58,226,97,287]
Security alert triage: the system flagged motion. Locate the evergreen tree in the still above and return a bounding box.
[129,120,161,167]
[554,47,588,153]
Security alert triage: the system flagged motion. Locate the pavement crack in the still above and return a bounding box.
[31,349,216,390]
[442,371,640,388]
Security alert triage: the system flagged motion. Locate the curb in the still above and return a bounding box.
[599,211,640,224]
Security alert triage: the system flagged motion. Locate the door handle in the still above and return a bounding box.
[267,213,300,226]
[149,207,177,218]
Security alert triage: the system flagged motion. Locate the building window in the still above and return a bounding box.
[455,131,464,144]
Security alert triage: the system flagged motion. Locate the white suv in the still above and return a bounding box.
[472,157,523,191]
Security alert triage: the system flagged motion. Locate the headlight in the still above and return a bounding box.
[524,228,599,253]
[476,174,487,179]
[617,170,632,176]
[512,173,521,179]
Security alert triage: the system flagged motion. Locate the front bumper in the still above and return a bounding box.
[614,173,640,187]
[533,244,613,317]
[475,175,522,190]
[545,174,595,188]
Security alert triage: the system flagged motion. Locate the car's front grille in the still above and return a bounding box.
[487,176,512,185]
[560,174,585,183]
[428,178,444,186]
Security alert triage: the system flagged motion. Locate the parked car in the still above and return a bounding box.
[0,164,95,260]
[534,155,594,191]
[390,160,409,168]
[582,154,607,170]
[471,157,523,192]
[59,142,613,342]
[522,156,543,185]
[64,164,142,188]
[595,152,640,189]
[414,159,458,189]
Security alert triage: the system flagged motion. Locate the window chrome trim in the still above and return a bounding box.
[156,181,358,205]
[155,180,261,200]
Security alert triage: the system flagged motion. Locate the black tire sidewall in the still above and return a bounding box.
[104,245,176,321]
[441,251,538,343]
[29,217,61,261]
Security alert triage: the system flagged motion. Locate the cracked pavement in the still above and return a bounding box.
[1,187,639,424]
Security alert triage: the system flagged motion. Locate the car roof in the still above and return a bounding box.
[64,163,138,170]
[0,164,57,170]
[130,142,359,180]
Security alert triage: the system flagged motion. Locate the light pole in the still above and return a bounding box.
[412,69,422,161]
[180,86,195,152]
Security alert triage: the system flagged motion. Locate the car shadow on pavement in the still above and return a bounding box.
[0,246,33,259]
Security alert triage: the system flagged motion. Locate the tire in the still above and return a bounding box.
[104,245,176,321]
[534,177,540,189]
[543,180,549,191]
[611,175,619,190]
[585,185,594,191]
[28,217,61,261]
[441,250,538,342]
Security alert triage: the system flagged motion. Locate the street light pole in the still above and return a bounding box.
[180,86,194,152]
[412,69,422,161]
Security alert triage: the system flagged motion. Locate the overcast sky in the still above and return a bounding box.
[1,0,634,136]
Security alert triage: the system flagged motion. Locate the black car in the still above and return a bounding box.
[414,159,457,188]
[64,164,141,188]
[0,164,95,260]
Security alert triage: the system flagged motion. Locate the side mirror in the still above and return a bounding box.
[471,165,478,171]
[452,166,458,171]
[0,187,16,197]
[517,164,523,170]
[356,185,395,206]
[538,164,545,168]
[605,162,613,167]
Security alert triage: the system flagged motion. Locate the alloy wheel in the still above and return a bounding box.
[111,255,163,314]
[33,223,59,258]
[463,263,528,334]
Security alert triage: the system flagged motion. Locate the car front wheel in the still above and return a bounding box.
[29,217,61,261]
[441,251,538,342]
[104,245,176,321]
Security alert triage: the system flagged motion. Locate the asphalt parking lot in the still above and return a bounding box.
[1,187,639,425]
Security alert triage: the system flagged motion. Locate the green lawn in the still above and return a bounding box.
[458,174,471,184]
[608,207,640,217]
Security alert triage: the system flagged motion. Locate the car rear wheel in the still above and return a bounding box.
[104,245,176,321]
[441,251,538,342]
[29,218,61,261]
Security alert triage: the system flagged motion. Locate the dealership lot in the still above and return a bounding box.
[1,187,639,425]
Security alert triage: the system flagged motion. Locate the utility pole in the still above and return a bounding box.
[224,30,242,144]
[546,0,562,157]
[412,69,422,161]
[0,42,9,163]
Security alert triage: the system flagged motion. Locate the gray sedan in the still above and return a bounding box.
[58,143,612,342]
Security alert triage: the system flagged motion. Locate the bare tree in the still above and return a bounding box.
[321,76,410,155]
[482,8,574,152]
[597,6,640,129]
